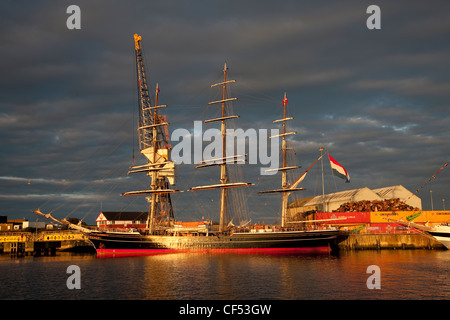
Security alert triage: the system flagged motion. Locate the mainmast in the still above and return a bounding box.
[189,63,252,232]
[259,93,305,228]
[122,34,181,234]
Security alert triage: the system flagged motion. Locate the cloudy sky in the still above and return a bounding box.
[1,0,449,225]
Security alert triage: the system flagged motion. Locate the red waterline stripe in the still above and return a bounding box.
[96,247,331,257]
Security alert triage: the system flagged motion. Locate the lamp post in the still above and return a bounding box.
[430,190,434,211]
[319,147,325,212]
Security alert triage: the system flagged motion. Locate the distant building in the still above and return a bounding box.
[0,223,15,231]
[288,185,422,218]
[0,219,52,231]
[95,211,148,230]
[22,221,49,229]
[0,219,26,231]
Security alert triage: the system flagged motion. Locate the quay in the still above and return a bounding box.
[1,230,447,256]
[338,233,446,250]
[0,231,94,256]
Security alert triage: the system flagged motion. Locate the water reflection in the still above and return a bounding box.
[1,250,449,299]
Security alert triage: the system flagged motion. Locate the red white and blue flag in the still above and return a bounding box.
[329,154,350,182]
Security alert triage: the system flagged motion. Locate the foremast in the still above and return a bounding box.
[122,34,181,234]
[189,63,252,232]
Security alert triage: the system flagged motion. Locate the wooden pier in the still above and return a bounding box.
[0,231,93,256]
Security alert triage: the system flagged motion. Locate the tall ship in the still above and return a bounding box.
[36,34,343,257]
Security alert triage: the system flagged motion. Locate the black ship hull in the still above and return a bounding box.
[87,229,343,257]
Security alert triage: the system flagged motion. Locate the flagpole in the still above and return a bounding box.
[319,147,326,212]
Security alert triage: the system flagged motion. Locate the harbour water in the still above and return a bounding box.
[1,250,449,301]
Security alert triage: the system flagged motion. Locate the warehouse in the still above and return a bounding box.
[287,185,422,218]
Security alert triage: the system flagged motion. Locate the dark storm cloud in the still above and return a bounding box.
[1,0,449,224]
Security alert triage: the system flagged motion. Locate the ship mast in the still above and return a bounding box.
[259,93,305,228]
[122,34,181,234]
[189,63,252,232]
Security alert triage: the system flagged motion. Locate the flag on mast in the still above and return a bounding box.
[282,93,288,107]
[329,154,350,182]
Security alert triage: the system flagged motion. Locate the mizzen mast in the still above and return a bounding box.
[122,34,181,234]
[259,93,305,228]
[189,63,252,232]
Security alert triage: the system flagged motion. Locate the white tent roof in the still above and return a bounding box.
[290,185,422,210]
[302,187,381,206]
